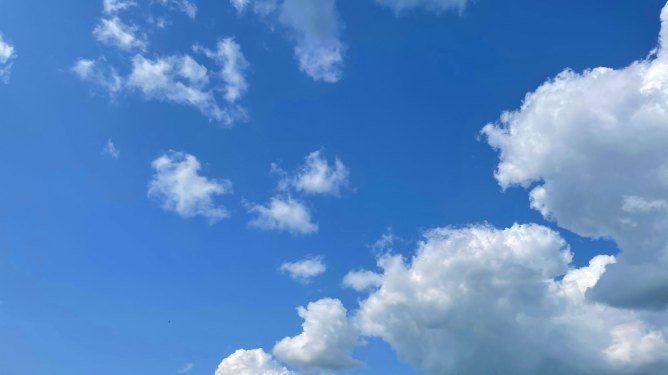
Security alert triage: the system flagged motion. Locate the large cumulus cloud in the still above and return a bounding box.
[354,224,668,375]
[482,2,668,310]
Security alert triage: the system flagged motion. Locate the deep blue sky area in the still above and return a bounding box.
[0,1,665,374]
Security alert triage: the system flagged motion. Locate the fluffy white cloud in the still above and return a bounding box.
[342,270,383,291]
[215,349,293,375]
[353,224,668,375]
[0,33,16,83]
[374,0,468,14]
[247,196,318,235]
[93,17,147,51]
[275,150,349,196]
[280,256,326,283]
[278,0,344,82]
[273,298,362,372]
[196,38,249,103]
[101,139,120,158]
[148,151,232,223]
[482,2,668,310]
[71,57,124,94]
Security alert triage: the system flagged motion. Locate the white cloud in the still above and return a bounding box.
[71,58,124,94]
[274,150,350,196]
[374,0,468,14]
[176,362,194,373]
[93,17,147,51]
[230,0,251,13]
[247,196,318,235]
[196,38,249,103]
[103,0,136,14]
[277,0,345,82]
[353,224,668,375]
[215,349,293,375]
[148,151,232,223]
[157,0,198,19]
[127,54,247,125]
[101,139,120,158]
[0,33,16,83]
[280,256,326,283]
[369,227,397,253]
[342,270,383,291]
[482,2,668,310]
[273,298,362,372]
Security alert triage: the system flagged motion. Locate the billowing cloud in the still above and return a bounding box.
[273,298,363,372]
[482,2,668,310]
[148,151,232,223]
[215,349,293,375]
[374,0,468,14]
[0,33,16,83]
[274,149,350,196]
[280,256,326,283]
[93,17,147,51]
[247,196,318,235]
[353,224,668,375]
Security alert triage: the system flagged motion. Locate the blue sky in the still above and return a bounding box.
[1,1,668,374]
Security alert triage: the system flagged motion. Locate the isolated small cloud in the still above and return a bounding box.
[176,362,194,374]
[0,33,16,83]
[101,139,120,158]
[215,349,293,375]
[273,298,362,372]
[247,196,318,235]
[148,151,232,223]
[93,17,147,51]
[280,256,326,283]
[275,149,350,196]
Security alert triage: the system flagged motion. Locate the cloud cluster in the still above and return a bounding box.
[148,151,233,223]
[280,256,326,283]
[0,33,16,83]
[74,1,249,126]
[247,150,350,235]
[482,2,668,310]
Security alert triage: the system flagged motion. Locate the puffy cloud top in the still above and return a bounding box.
[482,1,668,310]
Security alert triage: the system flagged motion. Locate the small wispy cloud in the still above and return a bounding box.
[101,139,120,158]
